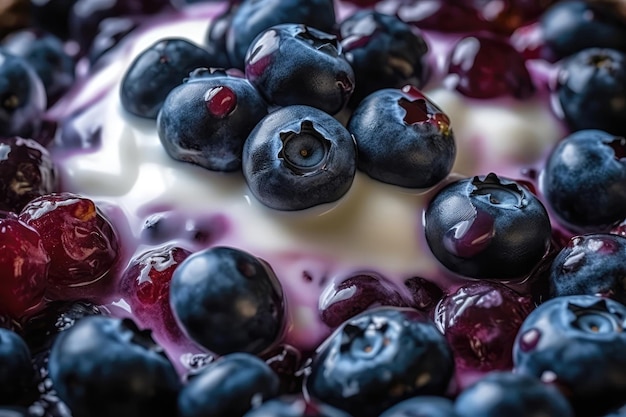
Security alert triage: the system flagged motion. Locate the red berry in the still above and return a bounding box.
[0,211,49,317]
[19,192,119,291]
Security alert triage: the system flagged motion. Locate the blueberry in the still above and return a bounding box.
[245,24,355,115]
[242,395,354,417]
[554,48,626,137]
[242,105,357,211]
[453,371,574,417]
[549,234,626,303]
[158,72,268,171]
[0,328,33,405]
[513,295,626,416]
[347,85,456,188]
[120,38,213,119]
[226,0,336,69]
[378,396,457,417]
[304,306,454,417]
[424,173,552,280]
[0,407,29,416]
[170,246,285,355]
[540,1,626,62]
[339,10,430,108]
[2,29,76,105]
[48,316,181,417]
[204,7,236,70]
[0,50,46,138]
[541,129,626,233]
[178,353,280,417]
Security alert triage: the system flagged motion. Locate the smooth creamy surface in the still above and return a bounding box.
[48,2,566,353]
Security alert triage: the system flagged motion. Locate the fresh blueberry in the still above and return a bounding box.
[226,0,336,69]
[0,407,30,416]
[158,71,268,171]
[424,173,552,280]
[347,85,456,188]
[304,306,454,417]
[120,38,213,119]
[0,50,46,138]
[541,129,626,233]
[242,395,354,417]
[2,29,75,105]
[170,246,285,355]
[178,352,280,417]
[48,316,181,417]
[339,10,430,108]
[453,371,574,417]
[0,328,33,405]
[554,48,626,137]
[245,24,354,115]
[540,1,626,62]
[204,6,237,70]
[378,396,457,417]
[242,105,357,211]
[549,234,626,303]
[514,295,626,416]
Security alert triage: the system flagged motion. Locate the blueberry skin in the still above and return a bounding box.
[243,396,353,417]
[555,48,626,137]
[454,371,574,417]
[378,396,457,417]
[48,316,181,417]
[339,10,430,108]
[347,86,455,188]
[227,0,336,70]
[0,50,46,138]
[157,73,268,172]
[242,105,357,211]
[513,295,626,416]
[304,306,454,417]
[424,173,551,280]
[0,328,33,404]
[549,233,626,303]
[120,38,213,119]
[178,353,280,417]
[541,129,626,233]
[2,29,76,105]
[245,24,355,115]
[0,407,30,417]
[170,246,285,355]
[540,1,626,62]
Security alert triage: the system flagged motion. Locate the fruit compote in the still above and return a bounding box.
[2,0,626,416]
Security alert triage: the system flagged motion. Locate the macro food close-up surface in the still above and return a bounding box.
[1,0,626,416]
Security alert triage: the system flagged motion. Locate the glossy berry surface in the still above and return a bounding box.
[245,24,355,115]
[378,396,457,417]
[305,306,454,417]
[203,8,234,70]
[158,72,268,172]
[118,245,192,342]
[0,50,46,138]
[541,129,626,233]
[513,295,626,416]
[178,353,280,417]
[19,192,119,292]
[0,212,48,318]
[348,85,456,188]
[454,371,574,417]
[0,328,33,404]
[170,246,285,355]
[242,395,354,417]
[0,136,57,213]
[48,316,180,417]
[425,173,551,280]
[120,38,213,119]
[434,281,534,373]
[339,10,430,107]
[243,105,357,211]
[555,48,626,137]
[88,17,138,67]
[549,234,626,303]
[446,33,534,99]
[226,0,336,69]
